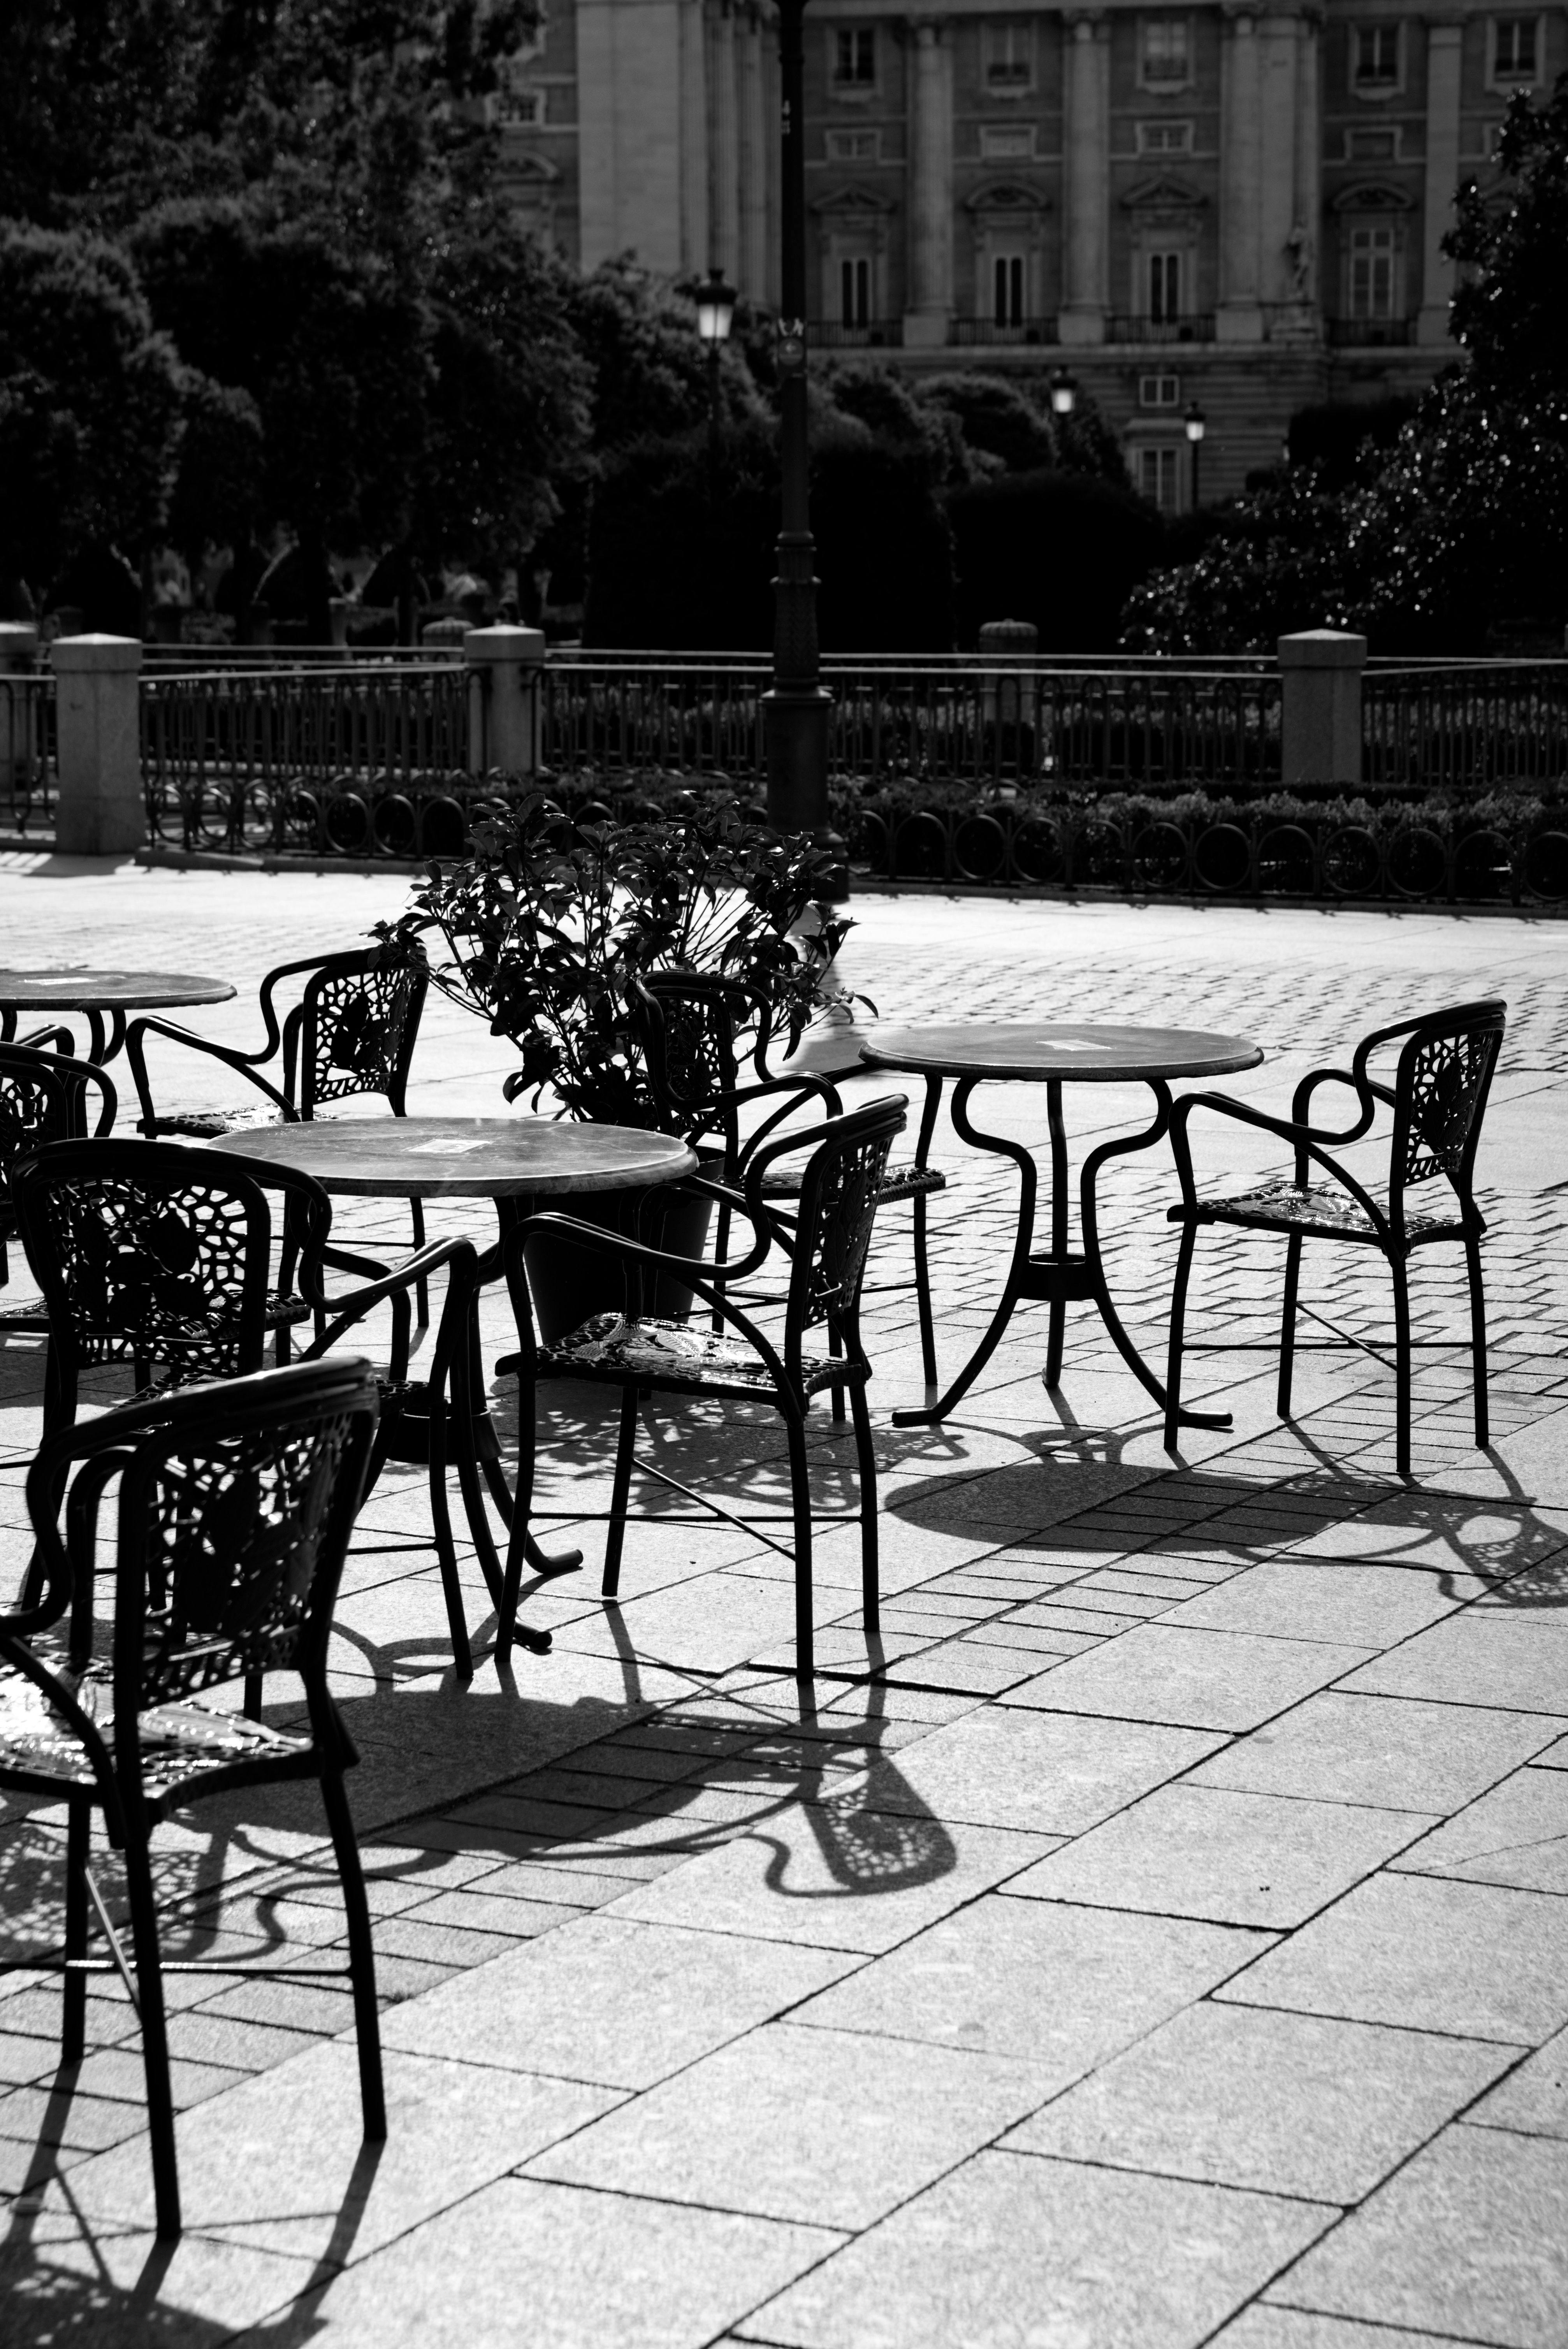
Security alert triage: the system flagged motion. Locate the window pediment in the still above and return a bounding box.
[1121,175,1206,213]
[810,183,894,218]
[1331,179,1413,213]
[963,179,1050,216]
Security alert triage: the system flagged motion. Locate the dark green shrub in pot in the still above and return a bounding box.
[378,793,856,1336]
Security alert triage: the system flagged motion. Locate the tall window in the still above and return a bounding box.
[1148,250,1182,321]
[1493,16,1539,77]
[1348,223,1397,317]
[1138,445,1180,510]
[833,28,876,86]
[993,253,1026,325]
[1353,24,1400,87]
[840,255,872,326]
[1141,18,1190,84]
[983,21,1034,88]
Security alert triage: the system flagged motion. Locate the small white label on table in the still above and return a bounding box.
[407,1138,490,1156]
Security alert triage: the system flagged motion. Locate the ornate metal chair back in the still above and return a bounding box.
[284,944,429,1118]
[12,1139,327,1400]
[0,1043,115,1248]
[1387,1000,1506,1230]
[105,1362,378,1731]
[776,1096,905,1366]
[635,974,759,1152]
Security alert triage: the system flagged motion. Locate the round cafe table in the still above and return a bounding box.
[0,969,235,1066]
[211,1117,698,1654]
[858,1022,1263,1429]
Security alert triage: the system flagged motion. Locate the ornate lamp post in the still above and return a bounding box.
[695,266,737,507]
[1185,400,1207,509]
[764,0,832,837]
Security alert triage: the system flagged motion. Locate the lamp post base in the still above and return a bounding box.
[763,685,832,835]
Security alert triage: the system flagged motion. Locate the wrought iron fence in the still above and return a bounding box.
[848,792,1568,907]
[542,656,1281,791]
[1363,662,1568,789]
[141,661,476,857]
[0,673,56,836]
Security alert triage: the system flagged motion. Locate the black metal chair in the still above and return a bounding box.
[0,1039,116,1328]
[12,1138,487,1676]
[125,941,432,1303]
[494,1094,907,1681]
[0,1358,385,2239]
[631,974,946,1385]
[1163,999,1506,1478]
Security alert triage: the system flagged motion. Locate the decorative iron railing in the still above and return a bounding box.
[1105,313,1218,345]
[947,316,1060,346]
[0,674,57,836]
[141,661,474,857]
[1363,662,1568,789]
[541,655,1282,791]
[847,790,1568,907]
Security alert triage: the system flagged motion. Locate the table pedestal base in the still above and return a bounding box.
[891,1074,1235,1434]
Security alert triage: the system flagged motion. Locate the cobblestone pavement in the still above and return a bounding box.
[1,857,1567,2345]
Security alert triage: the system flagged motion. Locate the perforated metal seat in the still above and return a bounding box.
[0,1361,386,2239]
[496,1094,907,1680]
[1164,999,1506,1478]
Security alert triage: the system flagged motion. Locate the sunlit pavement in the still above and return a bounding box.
[2,853,1566,2346]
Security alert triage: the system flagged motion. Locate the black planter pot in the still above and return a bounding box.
[522,1184,714,1345]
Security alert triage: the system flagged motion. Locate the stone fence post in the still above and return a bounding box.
[977,617,1039,733]
[465,625,545,779]
[51,634,144,855]
[1278,629,1366,786]
[0,624,39,805]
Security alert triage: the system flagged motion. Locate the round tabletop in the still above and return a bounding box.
[859,1020,1263,1083]
[207,1116,698,1198]
[0,969,236,1012]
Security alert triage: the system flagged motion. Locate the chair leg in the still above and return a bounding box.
[410,1197,429,1328]
[1278,1233,1303,1419]
[1163,1220,1199,1452]
[62,1801,90,2064]
[827,1322,846,1427]
[425,1396,474,1682]
[912,1193,939,1394]
[496,1377,540,1672]
[1390,1251,1413,1480]
[242,1672,263,1721]
[1465,1232,1490,1450]
[602,1385,640,1600]
[121,1822,181,2238]
[320,1765,387,2142]
[784,1409,814,1681]
[849,1376,879,1639]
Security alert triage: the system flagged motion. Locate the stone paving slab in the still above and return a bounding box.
[2,867,1567,2344]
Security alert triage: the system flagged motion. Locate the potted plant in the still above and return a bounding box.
[379,791,857,1336]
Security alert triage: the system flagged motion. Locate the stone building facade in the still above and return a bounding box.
[495,2,1560,504]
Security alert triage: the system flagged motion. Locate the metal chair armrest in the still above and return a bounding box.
[125,1015,292,1133]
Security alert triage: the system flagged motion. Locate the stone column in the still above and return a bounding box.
[466,626,545,779]
[1257,12,1302,308]
[51,634,144,856]
[739,6,769,296]
[1420,18,1464,344]
[1280,629,1365,785]
[764,30,782,307]
[1218,7,1262,336]
[0,624,38,811]
[708,0,741,280]
[1060,12,1109,343]
[904,18,954,346]
[1292,7,1322,312]
[679,0,710,273]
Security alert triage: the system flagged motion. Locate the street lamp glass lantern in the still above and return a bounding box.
[1049,366,1078,417]
[1185,402,1207,444]
[696,268,738,344]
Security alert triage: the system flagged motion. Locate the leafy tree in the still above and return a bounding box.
[1124,74,1568,653]
[915,374,1056,476]
[0,222,184,598]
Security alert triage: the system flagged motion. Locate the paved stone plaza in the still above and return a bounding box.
[1,855,1566,2347]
